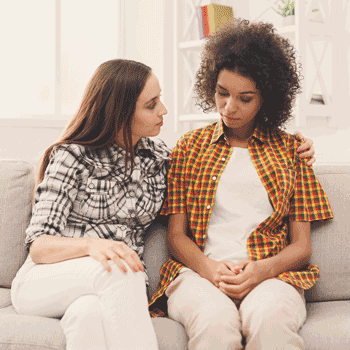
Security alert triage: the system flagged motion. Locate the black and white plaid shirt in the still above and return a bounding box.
[25,137,171,276]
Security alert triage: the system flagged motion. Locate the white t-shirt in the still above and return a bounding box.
[204,147,274,262]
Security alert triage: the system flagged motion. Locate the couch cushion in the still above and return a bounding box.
[0,160,34,288]
[306,165,350,302]
[0,306,65,350]
[0,288,11,309]
[299,300,350,350]
[144,221,170,299]
[0,305,187,350]
[152,317,188,350]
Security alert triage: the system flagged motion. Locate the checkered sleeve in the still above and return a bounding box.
[160,136,188,216]
[24,145,82,247]
[289,139,333,222]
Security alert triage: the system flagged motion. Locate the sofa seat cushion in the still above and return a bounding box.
[152,317,188,350]
[0,306,65,350]
[0,306,187,350]
[299,300,350,350]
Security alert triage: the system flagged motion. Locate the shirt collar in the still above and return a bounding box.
[135,137,171,162]
[210,119,271,145]
[210,119,226,145]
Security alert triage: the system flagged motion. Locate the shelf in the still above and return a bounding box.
[304,104,332,117]
[276,22,333,37]
[179,40,204,51]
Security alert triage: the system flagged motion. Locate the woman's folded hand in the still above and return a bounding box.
[217,259,270,300]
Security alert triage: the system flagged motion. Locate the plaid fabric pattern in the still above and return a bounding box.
[148,120,333,316]
[25,137,171,283]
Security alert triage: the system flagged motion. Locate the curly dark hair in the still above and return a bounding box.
[194,18,302,130]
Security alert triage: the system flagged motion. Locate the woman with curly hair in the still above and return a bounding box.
[149,19,333,349]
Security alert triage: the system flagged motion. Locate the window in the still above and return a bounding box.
[0,0,123,127]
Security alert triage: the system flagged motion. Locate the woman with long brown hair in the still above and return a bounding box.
[11,59,169,350]
[10,58,314,350]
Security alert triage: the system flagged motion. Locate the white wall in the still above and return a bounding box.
[1,0,349,165]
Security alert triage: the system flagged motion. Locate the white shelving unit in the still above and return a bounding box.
[173,0,234,132]
[261,0,349,128]
[174,0,349,131]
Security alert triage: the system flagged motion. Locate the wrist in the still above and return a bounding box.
[200,257,218,284]
[82,237,93,256]
[257,258,276,280]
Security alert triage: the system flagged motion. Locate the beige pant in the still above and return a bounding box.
[166,269,306,350]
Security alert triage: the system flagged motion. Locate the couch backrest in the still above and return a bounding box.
[144,164,350,303]
[1,159,349,303]
[305,164,350,302]
[0,160,34,288]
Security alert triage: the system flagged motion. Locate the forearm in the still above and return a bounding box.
[260,221,312,279]
[260,243,311,280]
[167,232,217,283]
[29,235,91,264]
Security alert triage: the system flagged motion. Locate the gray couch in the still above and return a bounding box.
[0,159,349,350]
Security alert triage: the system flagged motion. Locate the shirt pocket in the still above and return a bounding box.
[146,175,167,194]
[80,178,119,220]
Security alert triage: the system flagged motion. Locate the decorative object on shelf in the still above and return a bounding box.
[273,0,295,17]
[273,0,322,26]
[200,4,234,38]
[309,8,323,22]
[273,0,295,26]
[310,93,326,105]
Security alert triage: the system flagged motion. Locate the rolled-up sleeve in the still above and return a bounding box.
[24,145,82,247]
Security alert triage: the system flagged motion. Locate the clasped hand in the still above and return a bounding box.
[213,259,269,300]
[87,238,144,273]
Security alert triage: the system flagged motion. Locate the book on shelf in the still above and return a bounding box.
[197,6,205,39]
[198,4,234,38]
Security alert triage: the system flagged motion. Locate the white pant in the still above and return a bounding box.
[166,269,306,350]
[11,255,158,350]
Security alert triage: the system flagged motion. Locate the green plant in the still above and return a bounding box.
[273,0,319,17]
[273,0,295,17]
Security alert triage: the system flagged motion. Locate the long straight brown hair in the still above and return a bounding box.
[37,59,152,185]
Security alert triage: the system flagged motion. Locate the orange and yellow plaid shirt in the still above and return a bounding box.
[149,120,333,317]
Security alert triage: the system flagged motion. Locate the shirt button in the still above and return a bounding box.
[221,157,226,161]
[212,176,217,180]
[129,191,135,197]
[206,205,211,210]
[88,183,94,189]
